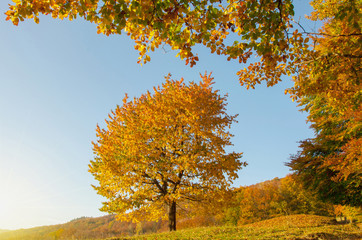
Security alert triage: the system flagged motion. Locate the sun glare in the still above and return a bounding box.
[0,175,41,230]
[0,197,10,217]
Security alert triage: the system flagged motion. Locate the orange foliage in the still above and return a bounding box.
[89,73,245,231]
[222,176,333,225]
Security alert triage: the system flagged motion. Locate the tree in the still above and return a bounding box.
[287,101,362,206]
[89,73,245,231]
[287,0,361,207]
[5,0,303,87]
[278,175,333,216]
[6,0,355,117]
[6,0,357,110]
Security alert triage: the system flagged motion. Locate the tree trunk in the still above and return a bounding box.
[168,201,176,231]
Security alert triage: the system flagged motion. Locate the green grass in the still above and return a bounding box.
[107,215,362,240]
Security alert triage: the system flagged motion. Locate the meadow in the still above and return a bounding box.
[2,214,360,240]
[111,215,361,240]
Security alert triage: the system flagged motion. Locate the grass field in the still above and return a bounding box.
[109,215,362,240]
[0,214,360,240]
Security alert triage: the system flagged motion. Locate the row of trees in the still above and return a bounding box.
[6,0,361,231]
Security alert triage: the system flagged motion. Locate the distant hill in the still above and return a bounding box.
[0,215,165,240]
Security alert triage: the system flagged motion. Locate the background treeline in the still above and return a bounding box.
[177,175,360,228]
[0,175,360,240]
[222,175,333,225]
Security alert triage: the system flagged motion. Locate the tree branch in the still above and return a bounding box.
[142,172,165,194]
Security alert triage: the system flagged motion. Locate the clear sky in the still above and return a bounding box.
[0,0,318,230]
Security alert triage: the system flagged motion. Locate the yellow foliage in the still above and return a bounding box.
[89,73,245,229]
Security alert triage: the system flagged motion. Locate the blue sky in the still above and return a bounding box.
[0,0,317,230]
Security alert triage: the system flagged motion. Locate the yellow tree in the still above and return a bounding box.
[89,73,245,231]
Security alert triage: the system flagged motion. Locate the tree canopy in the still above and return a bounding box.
[6,0,357,108]
[287,0,361,207]
[6,0,304,88]
[89,73,244,231]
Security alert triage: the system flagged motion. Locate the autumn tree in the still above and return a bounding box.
[288,115,362,207]
[5,0,303,86]
[6,0,356,122]
[278,175,333,216]
[89,73,244,231]
[5,0,358,116]
[287,0,361,207]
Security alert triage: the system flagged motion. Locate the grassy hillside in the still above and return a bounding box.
[0,215,163,240]
[112,215,361,240]
[0,214,360,240]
